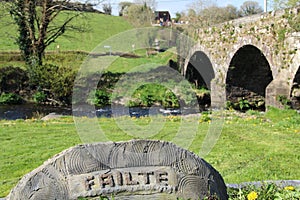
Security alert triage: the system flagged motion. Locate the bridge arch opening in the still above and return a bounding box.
[185,51,215,110]
[291,66,300,109]
[226,45,273,111]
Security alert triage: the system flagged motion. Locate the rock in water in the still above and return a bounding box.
[7,140,228,200]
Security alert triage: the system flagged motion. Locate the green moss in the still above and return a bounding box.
[277,28,287,43]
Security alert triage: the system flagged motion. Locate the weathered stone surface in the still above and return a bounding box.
[180,6,300,109]
[7,140,228,200]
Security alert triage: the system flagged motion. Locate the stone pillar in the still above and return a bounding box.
[266,79,291,109]
[210,78,226,109]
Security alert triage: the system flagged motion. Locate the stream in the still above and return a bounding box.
[0,104,72,120]
[0,104,195,120]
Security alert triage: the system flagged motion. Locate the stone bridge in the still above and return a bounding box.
[179,6,300,110]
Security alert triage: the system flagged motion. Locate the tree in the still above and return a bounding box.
[186,1,240,26]
[270,0,300,10]
[224,4,240,20]
[239,1,263,16]
[196,5,239,25]
[7,0,100,67]
[102,3,112,15]
[133,0,156,10]
[187,8,197,18]
[189,0,216,15]
[118,1,133,16]
[126,3,154,27]
[174,12,181,23]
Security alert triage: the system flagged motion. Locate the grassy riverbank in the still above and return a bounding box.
[1,108,300,197]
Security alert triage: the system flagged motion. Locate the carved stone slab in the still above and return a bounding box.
[7,140,228,200]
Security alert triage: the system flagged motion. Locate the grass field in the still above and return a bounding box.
[0,4,133,52]
[0,3,135,71]
[1,107,300,197]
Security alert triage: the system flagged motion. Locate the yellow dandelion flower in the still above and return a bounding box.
[247,191,258,200]
[284,186,295,191]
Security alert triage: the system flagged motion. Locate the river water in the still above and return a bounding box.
[0,104,191,120]
[0,104,72,120]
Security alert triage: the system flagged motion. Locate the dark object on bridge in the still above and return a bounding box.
[7,140,228,200]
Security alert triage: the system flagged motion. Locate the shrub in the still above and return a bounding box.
[276,95,291,109]
[0,92,24,105]
[238,98,250,110]
[87,89,111,107]
[29,63,76,105]
[128,84,179,108]
[226,98,264,111]
[0,66,28,93]
[50,65,76,104]
[33,91,47,103]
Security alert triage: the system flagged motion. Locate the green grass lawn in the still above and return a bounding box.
[108,50,177,73]
[0,4,134,70]
[1,108,300,197]
[0,49,177,73]
[0,4,133,52]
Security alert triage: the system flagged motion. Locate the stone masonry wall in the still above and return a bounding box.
[182,6,300,109]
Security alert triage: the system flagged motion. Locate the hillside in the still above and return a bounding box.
[0,3,133,52]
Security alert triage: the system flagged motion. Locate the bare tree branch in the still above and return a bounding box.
[45,12,81,47]
[7,0,104,65]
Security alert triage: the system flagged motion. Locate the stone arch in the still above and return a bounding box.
[226,44,273,110]
[289,50,300,109]
[183,44,217,82]
[183,45,216,109]
[184,51,215,89]
[225,36,276,77]
[290,66,300,109]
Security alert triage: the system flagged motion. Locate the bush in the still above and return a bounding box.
[33,91,47,103]
[226,98,265,111]
[276,95,291,109]
[0,66,28,93]
[128,84,179,108]
[0,93,24,105]
[28,63,76,105]
[50,65,76,104]
[87,89,111,107]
